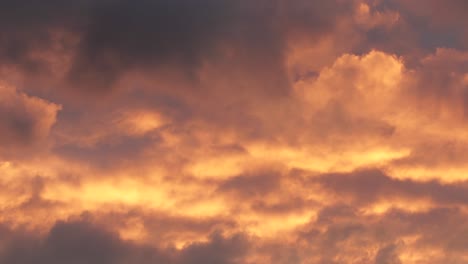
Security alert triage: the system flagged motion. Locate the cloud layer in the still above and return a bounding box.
[1,0,468,263]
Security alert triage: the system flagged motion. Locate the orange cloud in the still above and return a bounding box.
[1,1,468,263]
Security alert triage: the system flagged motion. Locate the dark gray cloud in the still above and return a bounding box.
[218,172,281,198]
[374,243,402,264]
[0,0,355,95]
[0,85,60,158]
[178,231,248,264]
[316,169,468,205]
[344,0,468,69]
[293,206,468,263]
[0,220,249,264]
[373,0,468,51]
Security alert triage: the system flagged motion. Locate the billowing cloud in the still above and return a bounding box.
[1,1,468,263]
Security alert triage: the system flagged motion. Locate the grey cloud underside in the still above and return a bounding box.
[3,204,468,264]
[0,220,248,264]
[0,0,353,94]
[316,169,468,205]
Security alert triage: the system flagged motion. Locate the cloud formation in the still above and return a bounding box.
[0,220,248,264]
[0,83,60,157]
[1,0,468,263]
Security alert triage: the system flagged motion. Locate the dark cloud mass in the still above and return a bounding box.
[316,169,468,205]
[0,0,354,95]
[0,84,60,158]
[0,220,248,264]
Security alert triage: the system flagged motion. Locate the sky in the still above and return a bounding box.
[1,0,468,263]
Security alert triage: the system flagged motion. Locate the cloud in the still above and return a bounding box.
[0,219,249,264]
[0,83,61,157]
[292,205,468,263]
[218,172,281,198]
[374,243,402,264]
[316,169,468,206]
[0,0,358,96]
[405,49,468,113]
[2,1,468,263]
